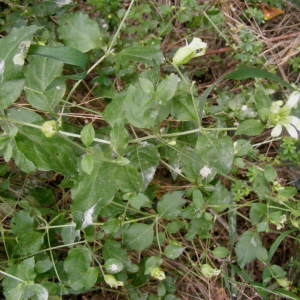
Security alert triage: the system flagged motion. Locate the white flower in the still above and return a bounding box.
[269,91,300,139]
[241,105,256,117]
[110,264,119,272]
[199,166,212,178]
[104,258,124,274]
[241,105,248,112]
[82,204,96,229]
[286,91,300,108]
[55,0,72,7]
[173,37,207,66]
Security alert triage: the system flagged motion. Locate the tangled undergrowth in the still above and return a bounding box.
[0,0,300,299]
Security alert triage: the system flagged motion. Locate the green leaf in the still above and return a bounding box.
[81,153,94,175]
[23,284,48,300]
[139,77,154,94]
[25,55,65,111]
[183,135,233,180]
[212,246,229,259]
[157,191,186,220]
[29,45,88,68]
[196,135,234,174]
[61,223,78,245]
[128,143,160,187]
[15,127,79,175]
[171,91,198,121]
[268,230,294,264]
[0,25,41,81]
[123,83,156,128]
[14,148,37,173]
[35,256,52,274]
[80,123,95,147]
[233,139,252,157]
[11,212,44,256]
[110,124,129,154]
[251,283,300,300]
[124,193,152,210]
[103,240,128,263]
[7,107,43,123]
[117,46,165,66]
[58,13,104,53]
[250,203,267,225]
[263,165,277,182]
[11,211,34,235]
[235,230,268,268]
[236,119,264,136]
[103,93,126,126]
[0,79,24,110]
[72,155,143,218]
[209,182,232,212]
[185,214,213,240]
[192,189,205,209]
[3,142,13,162]
[3,257,36,300]
[14,231,44,256]
[226,67,293,90]
[124,223,154,252]
[155,74,180,103]
[64,246,98,291]
[164,242,185,259]
[253,172,271,200]
[144,256,162,275]
[115,164,143,193]
[71,162,118,213]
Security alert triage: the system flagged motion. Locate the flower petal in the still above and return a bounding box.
[290,116,300,131]
[286,91,300,109]
[284,124,298,139]
[271,125,282,137]
[189,37,207,51]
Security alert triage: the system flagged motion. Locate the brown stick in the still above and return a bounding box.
[204,47,232,56]
[266,31,300,42]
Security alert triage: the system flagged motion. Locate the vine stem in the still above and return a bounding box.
[0,270,25,283]
[59,0,136,119]
[1,115,237,146]
[0,116,111,145]
[131,127,237,143]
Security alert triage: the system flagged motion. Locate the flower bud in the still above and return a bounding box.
[200,264,220,278]
[173,38,207,66]
[103,274,124,288]
[150,267,166,281]
[41,120,59,138]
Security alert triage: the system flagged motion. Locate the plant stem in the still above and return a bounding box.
[59,0,136,119]
[0,270,25,283]
[131,127,237,143]
[0,116,111,145]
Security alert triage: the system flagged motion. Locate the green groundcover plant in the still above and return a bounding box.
[0,0,300,299]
